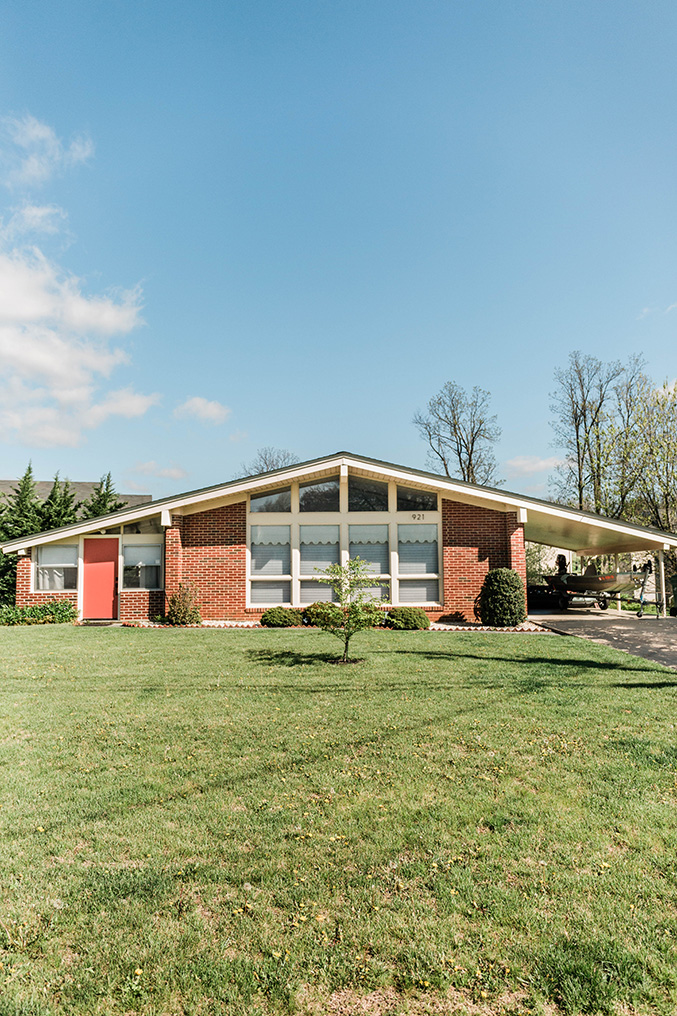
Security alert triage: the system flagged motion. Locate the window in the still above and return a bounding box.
[398,524,438,573]
[251,526,290,575]
[250,526,291,603]
[124,517,162,534]
[399,579,439,602]
[349,525,389,574]
[123,545,162,589]
[300,581,337,604]
[348,475,388,511]
[36,545,78,590]
[300,526,339,573]
[397,485,437,512]
[299,477,339,512]
[251,581,291,604]
[250,487,291,512]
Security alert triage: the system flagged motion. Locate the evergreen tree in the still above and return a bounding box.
[41,474,80,531]
[0,464,44,605]
[80,472,128,519]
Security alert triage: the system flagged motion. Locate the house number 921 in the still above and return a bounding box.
[410,513,425,521]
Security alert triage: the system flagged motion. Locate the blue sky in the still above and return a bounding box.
[1,0,676,498]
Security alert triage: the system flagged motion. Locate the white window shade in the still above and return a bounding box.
[251,525,290,545]
[398,524,438,574]
[399,579,439,603]
[38,545,77,567]
[124,546,162,568]
[300,525,339,575]
[251,581,291,604]
[300,581,337,603]
[349,525,389,574]
[251,526,291,575]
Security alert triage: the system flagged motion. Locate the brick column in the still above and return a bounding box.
[16,553,31,607]
[505,512,527,590]
[163,514,184,609]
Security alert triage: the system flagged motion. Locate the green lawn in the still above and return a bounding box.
[1,626,676,1015]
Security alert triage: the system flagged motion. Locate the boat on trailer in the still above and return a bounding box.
[545,570,643,610]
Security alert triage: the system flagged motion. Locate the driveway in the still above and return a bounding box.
[531,608,677,671]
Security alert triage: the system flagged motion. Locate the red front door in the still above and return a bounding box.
[83,539,119,619]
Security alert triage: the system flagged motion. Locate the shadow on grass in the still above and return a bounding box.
[369,647,661,673]
[611,680,677,688]
[246,648,344,667]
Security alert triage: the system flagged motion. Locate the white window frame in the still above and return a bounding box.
[34,543,79,593]
[121,540,165,591]
[247,475,441,608]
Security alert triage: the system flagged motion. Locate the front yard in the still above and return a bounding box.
[1,626,676,1015]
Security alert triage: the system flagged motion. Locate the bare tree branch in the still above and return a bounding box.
[413,382,502,485]
[239,447,300,477]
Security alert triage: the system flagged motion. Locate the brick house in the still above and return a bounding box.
[2,451,676,623]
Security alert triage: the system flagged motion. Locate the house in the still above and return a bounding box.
[2,451,677,623]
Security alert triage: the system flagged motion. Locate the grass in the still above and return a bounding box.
[0,626,676,1015]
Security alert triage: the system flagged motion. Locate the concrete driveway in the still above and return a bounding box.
[531,608,677,670]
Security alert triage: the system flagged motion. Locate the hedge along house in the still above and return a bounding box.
[3,451,677,623]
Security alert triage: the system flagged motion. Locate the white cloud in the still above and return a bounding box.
[174,396,231,425]
[1,115,94,189]
[665,303,677,315]
[2,203,67,240]
[505,455,562,477]
[0,249,155,447]
[0,115,156,449]
[133,460,188,480]
[228,428,248,443]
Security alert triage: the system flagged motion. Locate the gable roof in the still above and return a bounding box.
[2,450,676,557]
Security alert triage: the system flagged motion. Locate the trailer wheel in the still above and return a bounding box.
[637,609,643,618]
[558,595,569,611]
[598,595,609,610]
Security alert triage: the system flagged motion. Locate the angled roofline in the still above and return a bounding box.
[3,449,677,554]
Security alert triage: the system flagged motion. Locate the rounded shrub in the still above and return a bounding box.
[301,601,341,627]
[260,606,303,627]
[477,568,526,627]
[384,606,430,630]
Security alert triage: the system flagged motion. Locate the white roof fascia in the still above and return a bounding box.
[3,451,677,554]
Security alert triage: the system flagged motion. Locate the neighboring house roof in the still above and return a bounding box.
[0,481,151,506]
[1,451,676,557]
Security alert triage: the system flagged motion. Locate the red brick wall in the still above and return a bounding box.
[15,552,79,610]
[175,502,247,620]
[439,500,526,622]
[119,591,165,622]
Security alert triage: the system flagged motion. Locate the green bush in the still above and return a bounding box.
[166,583,202,626]
[260,607,303,627]
[384,606,430,630]
[477,568,526,627]
[301,601,341,627]
[0,600,78,626]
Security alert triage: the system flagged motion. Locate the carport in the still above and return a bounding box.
[520,497,677,615]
